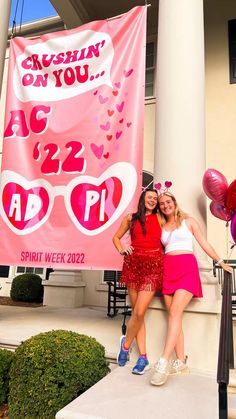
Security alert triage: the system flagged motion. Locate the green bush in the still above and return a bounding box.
[0,349,15,404]
[10,273,43,303]
[9,330,110,419]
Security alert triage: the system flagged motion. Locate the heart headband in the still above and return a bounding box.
[142,180,173,195]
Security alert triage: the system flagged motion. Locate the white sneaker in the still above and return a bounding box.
[150,358,169,386]
[169,356,189,375]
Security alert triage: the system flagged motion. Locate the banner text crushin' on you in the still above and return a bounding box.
[0,6,147,269]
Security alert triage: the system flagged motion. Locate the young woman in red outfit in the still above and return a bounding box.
[113,188,164,374]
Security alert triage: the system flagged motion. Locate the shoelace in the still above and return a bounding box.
[155,360,168,373]
[172,359,183,369]
[136,357,147,367]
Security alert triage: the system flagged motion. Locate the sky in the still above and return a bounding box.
[9,0,57,27]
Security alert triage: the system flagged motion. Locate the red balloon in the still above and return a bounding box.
[202,169,228,205]
[210,201,232,222]
[226,179,236,212]
[231,213,236,243]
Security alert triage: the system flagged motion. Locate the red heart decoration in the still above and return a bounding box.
[226,179,236,212]
[2,182,50,230]
[70,177,122,230]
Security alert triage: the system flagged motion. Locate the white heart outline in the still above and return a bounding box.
[0,170,55,235]
[0,163,137,236]
[65,162,137,236]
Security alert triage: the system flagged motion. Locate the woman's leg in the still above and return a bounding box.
[162,289,193,361]
[128,289,146,354]
[124,289,156,351]
[164,294,185,361]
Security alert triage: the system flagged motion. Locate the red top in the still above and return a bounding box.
[131,213,162,250]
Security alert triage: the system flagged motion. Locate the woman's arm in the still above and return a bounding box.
[186,217,233,273]
[112,214,134,255]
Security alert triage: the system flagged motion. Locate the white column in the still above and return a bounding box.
[154,0,218,293]
[0,0,11,99]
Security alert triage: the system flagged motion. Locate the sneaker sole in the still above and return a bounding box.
[169,367,190,376]
[150,376,168,386]
[132,365,150,375]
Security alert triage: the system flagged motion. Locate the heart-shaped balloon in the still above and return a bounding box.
[202,169,228,205]
[209,201,232,222]
[226,179,236,212]
[231,213,236,243]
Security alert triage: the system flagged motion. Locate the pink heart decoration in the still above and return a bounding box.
[210,201,232,223]
[70,177,123,230]
[100,122,110,131]
[115,82,121,88]
[119,118,124,123]
[93,90,98,95]
[2,182,50,231]
[112,90,118,96]
[202,169,228,205]
[98,95,108,104]
[116,131,122,139]
[127,122,132,127]
[165,181,172,188]
[116,101,125,113]
[103,152,109,159]
[154,183,162,190]
[108,110,114,117]
[124,69,133,77]
[106,135,112,141]
[90,143,104,159]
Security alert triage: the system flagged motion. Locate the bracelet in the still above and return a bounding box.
[217,258,224,264]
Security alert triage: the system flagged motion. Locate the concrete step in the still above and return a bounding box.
[56,366,220,419]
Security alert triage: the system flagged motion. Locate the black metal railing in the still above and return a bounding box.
[217,271,234,419]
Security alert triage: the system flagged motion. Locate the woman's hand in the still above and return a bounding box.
[221,262,234,274]
[120,246,134,256]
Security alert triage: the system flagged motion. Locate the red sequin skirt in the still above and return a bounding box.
[120,248,164,292]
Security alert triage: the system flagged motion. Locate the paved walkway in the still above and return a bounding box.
[0,305,122,358]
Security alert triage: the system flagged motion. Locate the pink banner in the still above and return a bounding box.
[0,6,146,270]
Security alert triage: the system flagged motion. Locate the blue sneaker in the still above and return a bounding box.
[117,335,129,366]
[132,356,149,375]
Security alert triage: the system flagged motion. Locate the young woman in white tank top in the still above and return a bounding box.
[150,192,233,387]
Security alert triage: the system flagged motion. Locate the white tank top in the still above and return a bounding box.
[161,219,193,254]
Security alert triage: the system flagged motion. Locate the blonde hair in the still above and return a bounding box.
[158,192,187,228]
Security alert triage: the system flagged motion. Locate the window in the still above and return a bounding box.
[145,41,156,97]
[228,20,236,83]
[16,266,44,276]
[103,271,122,282]
[142,170,153,189]
[0,266,10,278]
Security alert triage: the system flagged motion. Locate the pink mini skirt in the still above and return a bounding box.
[162,254,203,298]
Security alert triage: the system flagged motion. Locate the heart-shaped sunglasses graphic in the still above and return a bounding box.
[0,163,137,236]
